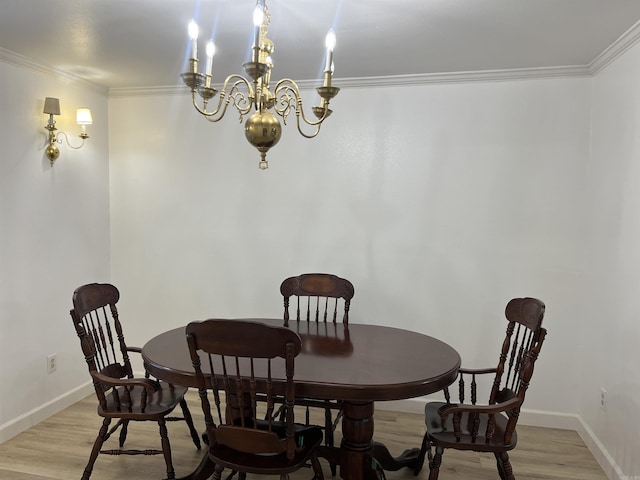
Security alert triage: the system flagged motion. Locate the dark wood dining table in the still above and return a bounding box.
[142,319,460,480]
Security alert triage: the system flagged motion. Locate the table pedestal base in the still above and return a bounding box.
[336,401,418,480]
[339,401,383,480]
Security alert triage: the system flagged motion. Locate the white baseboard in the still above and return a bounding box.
[376,397,627,480]
[0,382,94,444]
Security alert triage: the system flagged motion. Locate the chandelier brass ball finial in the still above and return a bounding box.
[244,110,282,169]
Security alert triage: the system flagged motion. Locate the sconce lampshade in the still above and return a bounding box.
[43,97,61,115]
[76,108,93,125]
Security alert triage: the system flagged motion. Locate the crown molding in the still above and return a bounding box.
[589,19,640,74]
[108,85,189,98]
[0,47,108,95]
[109,65,591,98]
[333,66,591,89]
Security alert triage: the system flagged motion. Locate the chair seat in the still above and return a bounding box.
[425,402,517,452]
[98,382,189,419]
[209,425,323,474]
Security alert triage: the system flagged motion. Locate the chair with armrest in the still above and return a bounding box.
[185,319,324,480]
[413,297,547,480]
[70,283,201,480]
[279,273,355,475]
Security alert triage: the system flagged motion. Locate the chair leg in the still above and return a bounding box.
[427,446,443,480]
[212,464,224,480]
[495,452,505,480]
[82,418,111,480]
[324,406,338,476]
[158,418,176,480]
[310,453,325,480]
[413,432,430,475]
[118,420,129,447]
[495,451,515,480]
[223,469,239,480]
[179,398,202,449]
[324,406,334,447]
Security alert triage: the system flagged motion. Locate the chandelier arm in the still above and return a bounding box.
[294,115,322,139]
[192,75,256,121]
[56,131,87,150]
[191,90,223,119]
[274,78,329,128]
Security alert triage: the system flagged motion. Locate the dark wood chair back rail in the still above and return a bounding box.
[186,319,324,480]
[414,297,547,480]
[280,273,354,326]
[69,282,200,480]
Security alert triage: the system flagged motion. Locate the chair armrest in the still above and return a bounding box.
[438,397,521,419]
[126,346,142,354]
[435,397,522,443]
[445,367,499,404]
[91,371,160,394]
[458,367,497,375]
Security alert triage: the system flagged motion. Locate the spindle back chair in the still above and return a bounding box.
[185,319,324,480]
[279,273,355,474]
[414,297,547,480]
[70,283,200,480]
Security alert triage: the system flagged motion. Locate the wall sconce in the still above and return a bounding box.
[43,97,93,166]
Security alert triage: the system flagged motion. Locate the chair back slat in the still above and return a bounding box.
[281,273,354,326]
[186,319,302,460]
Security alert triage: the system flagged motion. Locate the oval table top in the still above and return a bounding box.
[142,318,461,403]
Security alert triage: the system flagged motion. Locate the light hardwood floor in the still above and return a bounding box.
[0,391,607,480]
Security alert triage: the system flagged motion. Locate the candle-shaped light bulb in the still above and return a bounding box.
[253,5,264,48]
[325,29,336,72]
[253,3,264,27]
[205,40,215,76]
[188,20,199,60]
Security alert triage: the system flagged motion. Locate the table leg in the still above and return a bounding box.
[339,401,386,480]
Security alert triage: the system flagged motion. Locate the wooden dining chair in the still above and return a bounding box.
[186,319,324,480]
[70,283,201,480]
[413,297,547,480]
[280,273,355,474]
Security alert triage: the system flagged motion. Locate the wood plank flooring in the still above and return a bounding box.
[0,391,606,480]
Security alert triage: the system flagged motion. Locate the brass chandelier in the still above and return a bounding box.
[181,0,339,169]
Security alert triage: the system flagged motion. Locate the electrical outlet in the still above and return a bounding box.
[47,353,57,374]
[600,387,606,410]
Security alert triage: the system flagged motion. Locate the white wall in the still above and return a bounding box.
[109,77,590,418]
[0,59,110,441]
[580,42,640,479]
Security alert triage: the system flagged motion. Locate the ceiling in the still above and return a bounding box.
[2,0,640,91]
